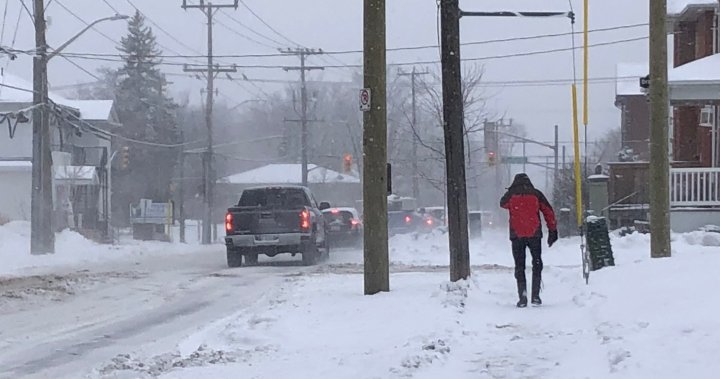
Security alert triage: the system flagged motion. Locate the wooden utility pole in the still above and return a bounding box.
[31,0,54,254]
[282,48,324,186]
[363,0,389,295]
[181,0,238,244]
[649,0,671,257]
[441,0,471,281]
[399,67,428,200]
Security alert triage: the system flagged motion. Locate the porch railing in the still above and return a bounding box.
[670,167,720,207]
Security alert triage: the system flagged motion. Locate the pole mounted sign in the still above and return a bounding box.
[359,88,371,111]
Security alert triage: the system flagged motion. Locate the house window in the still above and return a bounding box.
[700,105,715,127]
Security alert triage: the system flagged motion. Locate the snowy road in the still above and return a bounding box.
[0,248,336,379]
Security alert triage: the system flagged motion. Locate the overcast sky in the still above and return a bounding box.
[1,0,653,179]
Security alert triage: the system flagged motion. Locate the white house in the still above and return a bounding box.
[0,73,118,239]
[217,163,361,209]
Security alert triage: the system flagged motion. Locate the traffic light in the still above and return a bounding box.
[121,146,130,170]
[487,151,496,166]
[343,154,353,173]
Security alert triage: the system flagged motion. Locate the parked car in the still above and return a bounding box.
[322,207,363,246]
[224,185,329,267]
[388,210,438,236]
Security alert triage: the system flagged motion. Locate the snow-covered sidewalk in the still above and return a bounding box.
[89,229,720,379]
[0,221,217,276]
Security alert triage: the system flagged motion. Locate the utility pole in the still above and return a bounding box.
[398,67,428,200]
[282,48,324,187]
[441,0,471,281]
[363,0,389,295]
[31,0,54,254]
[649,0,671,258]
[181,0,238,245]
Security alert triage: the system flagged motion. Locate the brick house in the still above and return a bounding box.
[614,63,651,161]
[605,1,720,231]
[669,0,719,166]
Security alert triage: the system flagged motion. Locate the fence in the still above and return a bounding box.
[670,167,720,207]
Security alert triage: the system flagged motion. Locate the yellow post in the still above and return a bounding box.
[583,0,589,127]
[571,84,583,226]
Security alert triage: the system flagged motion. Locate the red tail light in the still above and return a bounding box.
[425,218,433,226]
[404,215,412,224]
[300,209,310,230]
[225,212,233,233]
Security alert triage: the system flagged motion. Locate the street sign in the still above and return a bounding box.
[639,75,650,89]
[359,88,371,111]
[501,156,528,164]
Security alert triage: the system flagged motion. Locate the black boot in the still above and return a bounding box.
[531,278,542,306]
[516,288,528,308]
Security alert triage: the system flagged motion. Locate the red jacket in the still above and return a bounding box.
[500,174,557,240]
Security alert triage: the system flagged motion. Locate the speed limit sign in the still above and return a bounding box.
[359,88,371,111]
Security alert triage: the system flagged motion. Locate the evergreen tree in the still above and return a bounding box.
[112,11,180,225]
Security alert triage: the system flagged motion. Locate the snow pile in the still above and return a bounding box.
[93,229,720,379]
[0,221,215,276]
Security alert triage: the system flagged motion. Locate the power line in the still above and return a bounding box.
[101,0,120,14]
[54,0,119,45]
[51,35,648,69]
[238,0,298,46]
[218,9,285,47]
[1,0,9,46]
[124,0,206,65]
[214,17,278,50]
[18,0,34,23]
[38,21,648,60]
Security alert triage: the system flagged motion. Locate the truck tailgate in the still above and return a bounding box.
[228,207,305,235]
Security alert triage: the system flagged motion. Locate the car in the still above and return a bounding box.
[388,210,438,236]
[224,185,330,267]
[322,207,363,246]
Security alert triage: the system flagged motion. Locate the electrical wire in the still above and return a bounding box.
[123,0,206,65]
[35,21,649,60]
[101,0,120,14]
[54,0,120,45]
[50,35,648,69]
[19,0,34,23]
[0,0,9,46]
[238,0,298,46]
[218,9,286,47]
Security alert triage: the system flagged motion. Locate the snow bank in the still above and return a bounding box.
[0,221,215,276]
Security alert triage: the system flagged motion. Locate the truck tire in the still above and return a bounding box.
[245,253,259,266]
[226,249,243,268]
[301,245,318,266]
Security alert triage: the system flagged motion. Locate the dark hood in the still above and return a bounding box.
[509,173,534,189]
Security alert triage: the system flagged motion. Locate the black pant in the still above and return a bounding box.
[512,237,543,298]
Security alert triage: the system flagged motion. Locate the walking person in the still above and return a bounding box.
[500,173,558,307]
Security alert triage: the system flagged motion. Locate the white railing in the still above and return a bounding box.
[670,167,720,207]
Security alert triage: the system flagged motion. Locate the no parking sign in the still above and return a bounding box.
[359,88,371,111]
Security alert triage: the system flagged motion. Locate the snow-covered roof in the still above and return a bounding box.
[669,53,720,83]
[616,63,649,96]
[667,0,716,15]
[220,164,360,185]
[61,100,114,121]
[0,73,113,121]
[0,160,32,171]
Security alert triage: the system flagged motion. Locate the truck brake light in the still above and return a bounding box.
[300,209,310,230]
[225,212,233,232]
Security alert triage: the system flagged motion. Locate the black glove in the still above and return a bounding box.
[548,230,558,247]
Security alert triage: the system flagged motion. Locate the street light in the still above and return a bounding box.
[48,14,130,61]
[31,10,129,255]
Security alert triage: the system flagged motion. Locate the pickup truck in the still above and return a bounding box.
[224,185,330,267]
